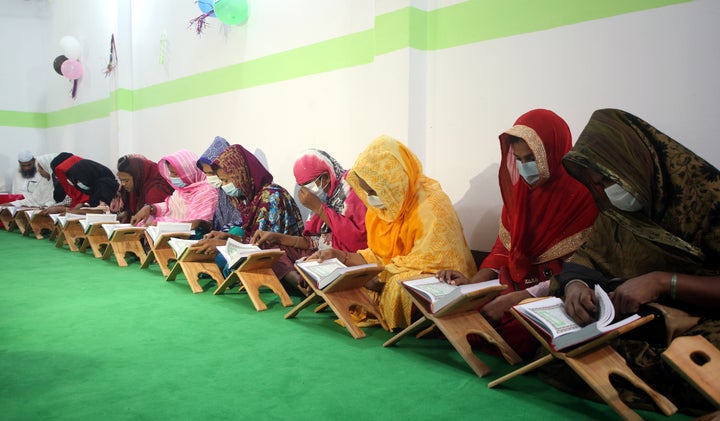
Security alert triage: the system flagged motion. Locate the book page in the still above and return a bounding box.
[296,258,346,282]
[167,238,199,257]
[104,223,135,238]
[404,277,456,303]
[515,297,581,337]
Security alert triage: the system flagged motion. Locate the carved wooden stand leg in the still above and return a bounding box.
[662,335,720,408]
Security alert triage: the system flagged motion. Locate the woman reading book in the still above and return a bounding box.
[250,148,368,296]
[116,154,174,224]
[549,109,720,415]
[195,136,243,234]
[436,109,598,356]
[193,144,304,284]
[310,135,477,330]
[130,149,218,232]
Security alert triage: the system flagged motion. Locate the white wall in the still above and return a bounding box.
[1,0,718,252]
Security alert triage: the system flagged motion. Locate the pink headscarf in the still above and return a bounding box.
[157,150,218,222]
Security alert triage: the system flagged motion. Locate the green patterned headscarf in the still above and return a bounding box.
[563,109,720,275]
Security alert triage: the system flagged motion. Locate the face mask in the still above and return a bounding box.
[206,175,222,189]
[604,183,642,212]
[516,160,540,185]
[366,194,385,209]
[222,182,243,198]
[169,177,186,188]
[304,176,328,203]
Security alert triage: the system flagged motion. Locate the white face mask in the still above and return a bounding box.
[222,182,243,198]
[516,160,540,185]
[303,175,328,203]
[206,175,222,189]
[169,177,186,188]
[366,194,385,209]
[604,183,642,212]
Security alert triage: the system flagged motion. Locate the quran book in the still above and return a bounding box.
[215,237,280,270]
[0,205,18,217]
[57,213,85,228]
[146,221,194,242]
[512,284,641,351]
[80,213,118,233]
[167,238,200,257]
[296,258,380,290]
[403,277,503,313]
[103,223,137,238]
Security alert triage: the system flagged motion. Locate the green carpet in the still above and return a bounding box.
[0,230,691,420]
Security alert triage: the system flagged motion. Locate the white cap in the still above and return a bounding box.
[18,150,34,163]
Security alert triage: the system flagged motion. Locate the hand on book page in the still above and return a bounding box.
[296,258,381,290]
[512,285,641,351]
[404,277,502,313]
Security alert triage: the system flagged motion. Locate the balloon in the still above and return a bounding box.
[59,35,81,60]
[61,59,83,80]
[197,0,215,17]
[213,0,249,25]
[53,55,68,75]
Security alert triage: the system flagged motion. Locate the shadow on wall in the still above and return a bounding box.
[454,163,502,253]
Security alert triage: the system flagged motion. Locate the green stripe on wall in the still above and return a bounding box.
[4,0,690,128]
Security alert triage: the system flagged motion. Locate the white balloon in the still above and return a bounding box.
[59,36,81,60]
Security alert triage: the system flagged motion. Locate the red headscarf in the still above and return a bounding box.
[118,154,174,214]
[482,109,598,282]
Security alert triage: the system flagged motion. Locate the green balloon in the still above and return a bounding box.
[214,0,249,25]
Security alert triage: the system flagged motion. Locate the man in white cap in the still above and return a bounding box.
[12,150,43,199]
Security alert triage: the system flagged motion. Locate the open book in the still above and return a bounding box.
[0,205,18,217]
[512,284,641,351]
[296,258,380,290]
[146,221,194,243]
[54,212,85,228]
[103,223,137,238]
[167,238,200,257]
[403,277,503,313]
[215,237,280,270]
[80,213,118,233]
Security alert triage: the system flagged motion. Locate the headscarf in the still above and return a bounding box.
[35,153,58,178]
[293,149,350,232]
[293,149,367,251]
[214,144,302,240]
[482,109,599,282]
[196,136,230,169]
[562,109,720,276]
[61,159,119,207]
[346,135,476,276]
[157,150,218,222]
[196,137,242,231]
[117,154,174,214]
[50,153,88,206]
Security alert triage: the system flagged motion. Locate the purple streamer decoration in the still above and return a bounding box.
[71,79,78,99]
[189,11,213,35]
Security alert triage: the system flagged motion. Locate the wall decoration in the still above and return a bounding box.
[214,0,249,26]
[104,34,118,77]
[189,0,215,35]
[54,35,83,99]
[53,55,68,75]
[59,35,81,60]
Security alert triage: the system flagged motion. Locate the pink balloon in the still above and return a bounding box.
[60,59,83,80]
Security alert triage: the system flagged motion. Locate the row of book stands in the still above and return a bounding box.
[2,204,718,420]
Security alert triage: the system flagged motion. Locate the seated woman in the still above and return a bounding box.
[436,109,598,356]
[311,135,477,330]
[195,144,304,281]
[43,153,119,214]
[550,109,720,415]
[195,136,243,234]
[251,149,368,295]
[130,150,218,232]
[116,154,174,223]
[10,154,66,208]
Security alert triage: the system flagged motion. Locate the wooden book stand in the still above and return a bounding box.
[140,231,192,276]
[54,219,86,251]
[79,222,117,257]
[0,208,17,232]
[383,282,522,377]
[662,335,720,408]
[26,212,56,240]
[488,300,677,421]
[13,210,32,236]
[101,227,148,267]
[285,264,389,339]
[214,250,292,311]
[165,246,225,294]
